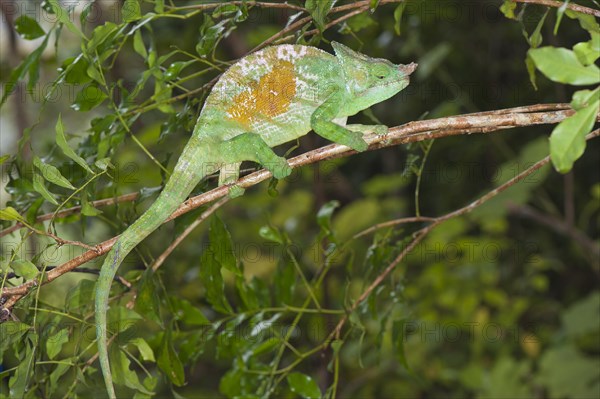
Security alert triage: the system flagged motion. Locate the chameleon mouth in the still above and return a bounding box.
[400,62,418,76]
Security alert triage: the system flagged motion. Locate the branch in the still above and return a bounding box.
[508,203,600,265]
[0,105,593,313]
[513,0,600,17]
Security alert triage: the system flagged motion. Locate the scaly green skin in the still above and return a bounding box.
[96,41,416,398]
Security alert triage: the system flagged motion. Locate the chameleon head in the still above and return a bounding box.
[332,41,417,115]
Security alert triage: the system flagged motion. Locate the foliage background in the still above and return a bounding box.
[0,0,599,398]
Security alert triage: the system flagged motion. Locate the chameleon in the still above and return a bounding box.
[95,41,416,398]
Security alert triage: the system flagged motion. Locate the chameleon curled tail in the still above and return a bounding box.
[95,139,220,398]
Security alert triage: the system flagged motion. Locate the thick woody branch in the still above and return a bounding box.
[512,0,600,17]
[1,105,597,312]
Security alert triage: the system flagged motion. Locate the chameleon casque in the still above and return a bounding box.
[96,41,416,397]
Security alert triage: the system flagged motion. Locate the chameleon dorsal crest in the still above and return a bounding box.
[95,41,416,399]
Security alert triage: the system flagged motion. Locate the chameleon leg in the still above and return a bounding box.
[311,92,369,152]
[345,124,388,135]
[334,117,388,136]
[222,132,293,179]
[219,162,245,198]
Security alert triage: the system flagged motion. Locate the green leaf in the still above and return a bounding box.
[133,30,148,59]
[553,0,569,34]
[528,10,548,49]
[55,115,93,174]
[287,372,321,399]
[0,207,26,222]
[46,328,69,359]
[499,0,517,20]
[561,291,600,338]
[573,33,600,66]
[394,2,407,35]
[164,61,193,81]
[529,47,600,85]
[565,9,600,34]
[123,0,142,22]
[196,16,226,57]
[536,345,600,399]
[9,343,34,398]
[171,297,210,326]
[0,322,31,353]
[86,22,119,55]
[112,346,153,394]
[392,319,411,371]
[71,84,108,111]
[0,34,49,106]
[129,338,156,362]
[134,269,163,327]
[155,0,164,13]
[0,154,9,165]
[571,87,600,110]
[47,0,84,39]
[550,100,599,173]
[60,55,92,85]
[33,172,59,205]
[209,215,240,276]
[157,330,185,386]
[525,54,538,90]
[305,0,337,32]
[49,362,70,390]
[81,194,102,216]
[10,259,39,280]
[14,15,45,40]
[199,249,233,314]
[316,200,339,241]
[258,225,284,244]
[33,156,75,189]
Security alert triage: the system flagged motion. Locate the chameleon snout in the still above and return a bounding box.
[401,62,418,75]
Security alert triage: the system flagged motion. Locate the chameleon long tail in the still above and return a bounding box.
[95,140,216,398]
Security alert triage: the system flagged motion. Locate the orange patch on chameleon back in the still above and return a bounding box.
[227,60,297,128]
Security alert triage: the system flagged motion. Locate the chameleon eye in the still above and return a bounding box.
[373,64,389,79]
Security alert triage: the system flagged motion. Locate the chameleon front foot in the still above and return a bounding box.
[268,158,293,179]
[227,185,245,198]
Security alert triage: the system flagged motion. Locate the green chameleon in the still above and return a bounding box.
[95,41,416,398]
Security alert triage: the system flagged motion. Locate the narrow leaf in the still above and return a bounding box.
[33,172,59,205]
[46,328,69,359]
[10,259,39,280]
[33,156,75,189]
[305,0,336,32]
[287,372,321,399]
[0,207,26,222]
[157,330,185,386]
[55,115,93,174]
[0,34,49,106]
[550,100,599,173]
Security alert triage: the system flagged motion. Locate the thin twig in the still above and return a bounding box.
[151,197,229,272]
[513,0,600,17]
[508,203,600,265]
[329,130,600,339]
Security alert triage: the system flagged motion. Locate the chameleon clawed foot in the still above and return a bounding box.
[269,158,293,179]
[227,185,245,198]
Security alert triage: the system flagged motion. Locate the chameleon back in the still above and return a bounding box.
[196,45,342,146]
